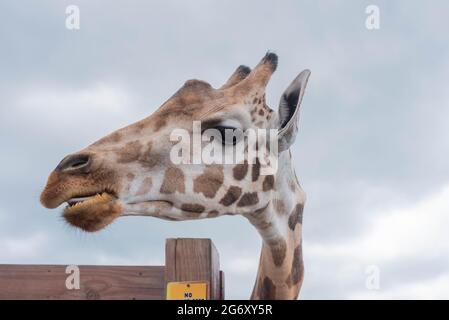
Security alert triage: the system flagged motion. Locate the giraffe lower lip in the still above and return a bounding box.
[62,192,122,232]
[64,192,116,213]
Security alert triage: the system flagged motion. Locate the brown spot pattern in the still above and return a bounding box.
[246,203,269,221]
[286,243,303,288]
[288,203,304,230]
[181,203,205,218]
[270,238,287,267]
[160,167,185,194]
[288,179,297,192]
[262,175,275,191]
[134,121,146,133]
[233,162,248,180]
[252,218,272,230]
[258,276,276,300]
[138,142,164,168]
[193,165,224,198]
[219,186,242,206]
[273,199,286,215]
[207,210,220,218]
[117,141,143,163]
[136,177,152,196]
[237,192,259,207]
[252,158,260,182]
[153,118,167,132]
[94,131,122,145]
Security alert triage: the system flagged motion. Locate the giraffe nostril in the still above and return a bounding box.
[56,154,91,173]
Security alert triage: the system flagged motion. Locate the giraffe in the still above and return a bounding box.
[40,53,310,300]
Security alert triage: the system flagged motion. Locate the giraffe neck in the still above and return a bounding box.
[244,151,305,299]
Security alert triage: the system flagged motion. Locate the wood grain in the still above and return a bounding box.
[165,238,224,300]
[0,265,165,300]
[219,270,225,300]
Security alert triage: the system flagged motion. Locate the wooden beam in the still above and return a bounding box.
[165,238,224,300]
[0,265,165,300]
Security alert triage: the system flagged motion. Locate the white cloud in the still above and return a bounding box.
[224,256,259,276]
[350,272,449,300]
[305,183,449,299]
[0,233,48,261]
[18,83,131,114]
[6,83,142,149]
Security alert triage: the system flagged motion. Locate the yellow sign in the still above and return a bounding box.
[166,281,209,300]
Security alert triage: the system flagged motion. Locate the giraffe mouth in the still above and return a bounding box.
[40,165,122,232]
[64,192,116,215]
[62,191,122,232]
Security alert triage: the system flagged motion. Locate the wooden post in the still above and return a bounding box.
[165,238,224,300]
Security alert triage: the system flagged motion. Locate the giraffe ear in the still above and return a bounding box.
[277,69,311,152]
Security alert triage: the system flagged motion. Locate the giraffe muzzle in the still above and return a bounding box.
[40,150,124,231]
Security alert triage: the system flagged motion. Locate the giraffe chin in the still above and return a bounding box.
[63,192,123,232]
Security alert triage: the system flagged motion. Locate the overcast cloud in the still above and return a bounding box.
[1,0,448,299]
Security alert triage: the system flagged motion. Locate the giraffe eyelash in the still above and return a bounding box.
[202,125,244,146]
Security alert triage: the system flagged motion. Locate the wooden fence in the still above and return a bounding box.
[0,238,224,300]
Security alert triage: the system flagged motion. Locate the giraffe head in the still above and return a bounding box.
[40,53,310,232]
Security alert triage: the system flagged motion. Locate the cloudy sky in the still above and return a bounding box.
[1,0,448,299]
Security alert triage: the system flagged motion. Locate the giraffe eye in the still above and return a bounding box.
[213,126,242,145]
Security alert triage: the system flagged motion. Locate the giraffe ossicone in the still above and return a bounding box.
[40,52,311,299]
